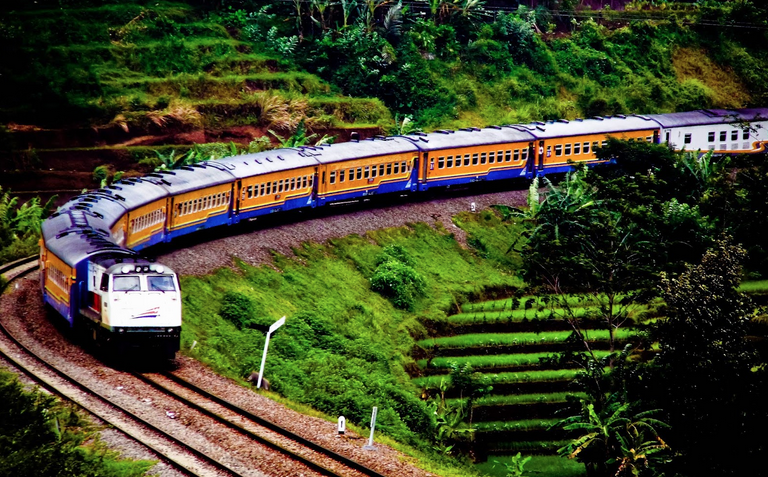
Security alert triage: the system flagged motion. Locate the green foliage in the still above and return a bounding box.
[640,237,768,476]
[0,188,56,263]
[0,369,154,477]
[219,291,255,329]
[555,393,671,477]
[370,248,426,311]
[494,452,532,477]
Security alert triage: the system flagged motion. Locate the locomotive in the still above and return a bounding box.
[38,107,768,356]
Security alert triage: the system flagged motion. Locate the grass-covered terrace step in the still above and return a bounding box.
[416,329,637,356]
[417,351,612,375]
[414,369,583,397]
[472,418,564,442]
[444,303,658,331]
[483,439,570,456]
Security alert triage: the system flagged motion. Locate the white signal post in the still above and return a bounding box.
[363,406,378,450]
[257,316,286,389]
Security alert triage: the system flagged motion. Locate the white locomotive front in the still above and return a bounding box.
[84,258,182,358]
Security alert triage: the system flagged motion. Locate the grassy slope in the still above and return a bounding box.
[178,216,523,476]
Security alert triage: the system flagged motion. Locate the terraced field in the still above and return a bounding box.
[412,295,661,468]
[2,2,388,204]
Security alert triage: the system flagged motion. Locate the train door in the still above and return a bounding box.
[234,180,242,216]
[421,152,429,183]
[538,141,546,173]
[525,142,536,177]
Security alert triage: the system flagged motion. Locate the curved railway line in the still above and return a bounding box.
[0,259,391,477]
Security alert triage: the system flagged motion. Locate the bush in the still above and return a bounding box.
[219,291,254,329]
[370,247,426,311]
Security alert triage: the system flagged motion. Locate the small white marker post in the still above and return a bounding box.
[363,406,378,450]
[257,316,286,389]
[337,416,346,436]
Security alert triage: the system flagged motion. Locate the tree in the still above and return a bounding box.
[640,237,768,476]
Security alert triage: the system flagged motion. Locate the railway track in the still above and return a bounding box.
[0,259,391,477]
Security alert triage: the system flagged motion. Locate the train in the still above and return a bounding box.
[38,107,768,357]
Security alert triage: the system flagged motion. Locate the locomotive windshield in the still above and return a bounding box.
[148,275,176,291]
[113,276,141,291]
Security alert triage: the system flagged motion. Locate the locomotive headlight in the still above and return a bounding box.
[155,265,164,274]
[121,265,133,274]
[167,328,174,333]
[118,328,125,333]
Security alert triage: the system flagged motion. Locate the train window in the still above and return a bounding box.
[148,275,176,291]
[574,143,581,154]
[364,166,370,179]
[348,168,353,181]
[330,171,336,184]
[503,150,509,162]
[463,154,470,166]
[336,170,343,183]
[480,153,487,165]
[438,157,445,169]
[497,150,503,162]
[100,274,109,292]
[447,156,453,168]
[720,131,727,142]
[522,148,528,160]
[472,153,479,165]
[555,145,563,156]
[309,176,314,187]
[601,141,607,148]
[260,184,265,196]
[267,182,272,195]
[744,130,750,140]
[248,186,254,199]
[593,141,599,151]
[583,142,590,154]
[357,167,363,180]
[513,150,520,161]
[565,144,572,155]
[271,181,276,193]
[278,180,283,193]
[113,276,140,292]
[646,136,653,143]
[684,134,692,144]
[379,164,385,176]
[731,130,738,141]
[292,177,297,190]
[708,132,715,142]
[401,161,407,173]
[489,152,495,163]
[391,162,397,174]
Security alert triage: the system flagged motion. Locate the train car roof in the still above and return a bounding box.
[309,137,419,164]
[522,116,657,139]
[402,127,536,151]
[146,161,236,194]
[647,108,768,128]
[217,148,319,178]
[56,192,129,230]
[42,208,130,267]
[100,178,170,209]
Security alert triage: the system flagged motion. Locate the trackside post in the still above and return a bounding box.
[257,316,285,389]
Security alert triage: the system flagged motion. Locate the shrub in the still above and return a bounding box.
[219,291,254,329]
[370,259,426,311]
